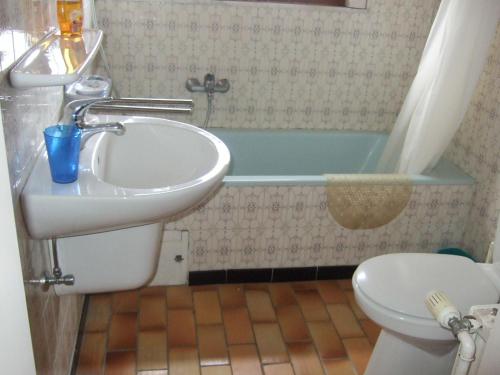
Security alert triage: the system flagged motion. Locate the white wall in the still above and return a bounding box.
[0,1,84,374]
[0,106,36,375]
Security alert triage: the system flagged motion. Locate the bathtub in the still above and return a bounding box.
[208,129,474,186]
[163,129,475,271]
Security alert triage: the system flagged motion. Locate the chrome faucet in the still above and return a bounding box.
[186,73,230,128]
[71,98,127,149]
[186,73,230,95]
[65,97,194,148]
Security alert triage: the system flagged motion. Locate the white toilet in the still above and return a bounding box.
[353,222,500,375]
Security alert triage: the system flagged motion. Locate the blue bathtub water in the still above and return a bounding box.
[208,129,474,186]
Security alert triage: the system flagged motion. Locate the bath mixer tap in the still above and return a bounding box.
[204,73,216,94]
[186,73,230,94]
[186,73,230,128]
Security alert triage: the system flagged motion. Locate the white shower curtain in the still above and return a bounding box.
[377,0,500,174]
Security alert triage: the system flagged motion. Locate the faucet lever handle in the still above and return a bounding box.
[214,79,230,93]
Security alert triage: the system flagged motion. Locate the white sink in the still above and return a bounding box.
[22,115,230,239]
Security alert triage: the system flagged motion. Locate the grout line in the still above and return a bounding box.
[164,285,169,374]
[215,284,232,370]
[191,284,202,374]
[69,295,90,375]
[270,286,295,373]
[244,282,268,373]
[135,314,138,375]
[291,282,328,374]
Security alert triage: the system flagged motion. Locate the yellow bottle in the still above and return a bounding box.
[57,0,83,36]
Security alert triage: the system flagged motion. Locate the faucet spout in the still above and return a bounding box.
[80,122,126,149]
[69,98,127,149]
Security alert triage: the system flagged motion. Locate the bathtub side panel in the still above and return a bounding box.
[162,184,474,272]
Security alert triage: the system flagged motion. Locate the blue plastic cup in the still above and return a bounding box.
[44,125,82,183]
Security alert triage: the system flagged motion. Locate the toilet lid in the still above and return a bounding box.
[355,253,499,320]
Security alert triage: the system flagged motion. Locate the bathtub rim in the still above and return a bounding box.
[223,165,476,187]
[208,128,474,187]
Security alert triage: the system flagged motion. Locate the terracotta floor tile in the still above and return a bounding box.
[316,281,348,304]
[139,295,167,330]
[76,332,107,375]
[218,284,246,308]
[168,309,196,347]
[345,291,368,320]
[244,283,269,291]
[198,325,229,366]
[324,358,357,375]
[201,365,232,375]
[137,370,168,375]
[167,286,193,309]
[223,307,254,344]
[253,323,289,364]
[343,338,372,375]
[137,330,168,371]
[291,281,318,291]
[336,279,353,291]
[263,363,295,375]
[268,283,297,306]
[308,321,346,359]
[194,290,223,325]
[360,319,382,345]
[169,347,200,375]
[81,281,371,375]
[105,351,136,375]
[327,304,364,338]
[192,285,218,291]
[246,290,277,322]
[229,344,263,375]
[276,305,310,343]
[112,290,139,312]
[288,342,324,375]
[108,313,137,351]
[85,294,112,332]
[141,286,167,296]
[294,290,329,321]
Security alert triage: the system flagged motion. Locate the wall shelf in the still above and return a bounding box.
[9,29,103,89]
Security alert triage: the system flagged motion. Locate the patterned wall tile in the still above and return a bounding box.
[446,24,500,261]
[164,183,474,271]
[124,0,500,266]
[95,0,440,131]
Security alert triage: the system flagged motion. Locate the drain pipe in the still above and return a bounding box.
[452,330,475,375]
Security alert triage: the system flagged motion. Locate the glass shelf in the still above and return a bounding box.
[9,29,103,89]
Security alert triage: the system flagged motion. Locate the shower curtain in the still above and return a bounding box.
[377,0,500,174]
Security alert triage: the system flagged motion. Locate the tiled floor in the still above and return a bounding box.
[75,280,380,375]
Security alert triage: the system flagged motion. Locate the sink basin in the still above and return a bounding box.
[22,115,230,239]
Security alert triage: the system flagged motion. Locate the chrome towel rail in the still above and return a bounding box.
[87,97,194,114]
[89,104,193,114]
